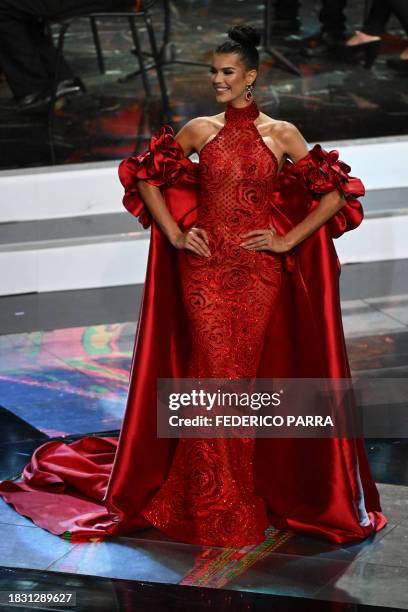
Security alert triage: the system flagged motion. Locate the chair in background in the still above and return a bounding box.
[262,0,301,75]
[48,1,171,163]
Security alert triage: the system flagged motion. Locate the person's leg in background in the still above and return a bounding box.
[386,0,408,71]
[301,0,348,57]
[319,0,348,38]
[0,13,52,101]
[346,0,391,42]
[345,0,408,72]
[0,0,133,108]
[271,0,301,35]
[0,0,83,106]
[361,0,392,36]
[343,0,389,67]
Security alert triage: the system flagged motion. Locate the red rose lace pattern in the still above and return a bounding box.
[180,101,280,379]
[141,101,282,547]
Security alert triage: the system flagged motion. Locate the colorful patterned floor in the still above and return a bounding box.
[0,323,134,436]
[0,275,407,609]
[1,292,408,437]
[0,483,407,609]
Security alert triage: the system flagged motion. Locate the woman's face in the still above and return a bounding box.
[210,52,257,104]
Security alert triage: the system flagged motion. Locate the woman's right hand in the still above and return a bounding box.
[173,227,211,257]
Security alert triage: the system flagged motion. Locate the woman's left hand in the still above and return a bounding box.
[240,223,290,253]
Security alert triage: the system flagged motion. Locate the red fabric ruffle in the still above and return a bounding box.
[276,144,365,242]
[119,129,365,242]
[118,125,198,229]
[289,144,365,199]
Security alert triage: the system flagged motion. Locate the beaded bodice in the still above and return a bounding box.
[198,99,278,237]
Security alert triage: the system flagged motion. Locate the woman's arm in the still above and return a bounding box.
[241,122,345,253]
[137,120,211,257]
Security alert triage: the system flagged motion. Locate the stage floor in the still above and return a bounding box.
[0,258,407,611]
[1,302,408,440]
[0,0,408,170]
[0,482,407,610]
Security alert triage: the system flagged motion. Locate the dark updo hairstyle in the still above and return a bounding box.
[215,25,260,74]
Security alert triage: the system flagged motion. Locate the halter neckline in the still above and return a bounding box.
[225,99,260,124]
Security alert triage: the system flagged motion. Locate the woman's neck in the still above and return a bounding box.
[224,98,259,124]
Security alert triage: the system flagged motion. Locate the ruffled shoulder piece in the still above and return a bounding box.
[288,144,365,200]
[272,144,365,243]
[119,125,199,228]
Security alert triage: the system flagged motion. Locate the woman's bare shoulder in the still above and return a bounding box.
[175,114,225,154]
[259,113,302,140]
[259,113,309,161]
[181,114,224,135]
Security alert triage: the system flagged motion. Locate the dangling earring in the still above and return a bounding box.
[245,83,254,101]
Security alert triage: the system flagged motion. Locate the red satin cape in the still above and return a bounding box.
[0,133,387,544]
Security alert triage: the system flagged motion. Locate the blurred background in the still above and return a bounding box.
[0,0,407,169]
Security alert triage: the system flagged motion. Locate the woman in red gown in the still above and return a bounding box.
[0,25,387,547]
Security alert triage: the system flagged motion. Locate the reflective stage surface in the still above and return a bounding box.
[0,258,407,610]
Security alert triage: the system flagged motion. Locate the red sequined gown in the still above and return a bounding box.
[141,100,282,546]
